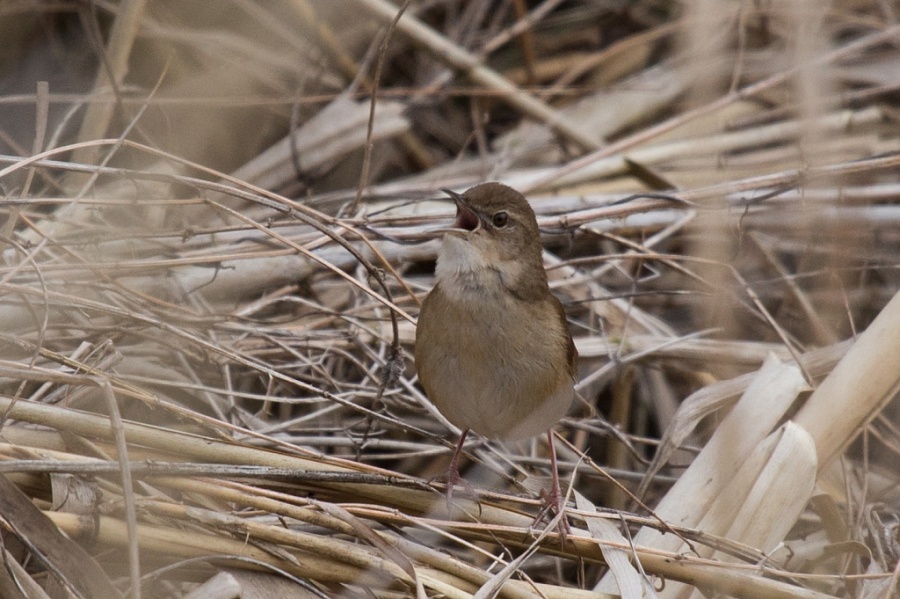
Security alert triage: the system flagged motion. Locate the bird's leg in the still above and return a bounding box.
[535,430,571,540]
[443,428,469,495]
[432,429,478,510]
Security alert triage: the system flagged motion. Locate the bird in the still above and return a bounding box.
[415,182,577,528]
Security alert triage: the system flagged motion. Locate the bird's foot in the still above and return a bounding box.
[534,485,571,543]
[429,461,461,504]
[430,465,480,515]
[429,429,481,514]
[533,430,570,543]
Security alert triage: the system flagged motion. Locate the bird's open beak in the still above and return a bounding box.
[441,188,480,233]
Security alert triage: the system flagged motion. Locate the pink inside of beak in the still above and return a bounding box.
[454,206,479,231]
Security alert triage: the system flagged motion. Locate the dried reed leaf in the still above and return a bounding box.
[597,355,807,591]
[0,475,122,599]
[0,547,52,599]
[717,422,817,551]
[669,423,818,598]
[576,491,658,599]
[181,572,242,599]
[794,290,900,468]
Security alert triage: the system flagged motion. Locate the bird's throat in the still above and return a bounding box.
[434,235,511,298]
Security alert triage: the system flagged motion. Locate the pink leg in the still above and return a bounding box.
[536,430,571,538]
[436,428,471,507]
[445,428,469,489]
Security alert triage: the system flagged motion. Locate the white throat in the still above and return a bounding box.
[434,235,495,297]
[436,233,486,272]
[434,234,529,302]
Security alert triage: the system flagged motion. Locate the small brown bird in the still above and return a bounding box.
[415,182,577,523]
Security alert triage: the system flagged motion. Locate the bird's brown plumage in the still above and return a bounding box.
[415,183,577,441]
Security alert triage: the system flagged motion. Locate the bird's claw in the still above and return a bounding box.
[430,467,481,516]
[535,483,571,544]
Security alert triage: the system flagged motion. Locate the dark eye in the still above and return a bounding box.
[491,211,509,228]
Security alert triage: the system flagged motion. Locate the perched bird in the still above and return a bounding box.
[415,182,577,524]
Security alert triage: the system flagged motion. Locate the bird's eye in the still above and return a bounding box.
[491,211,509,228]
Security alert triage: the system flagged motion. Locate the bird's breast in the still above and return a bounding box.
[415,284,574,441]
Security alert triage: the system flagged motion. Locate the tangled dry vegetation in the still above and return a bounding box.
[1,1,899,598]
